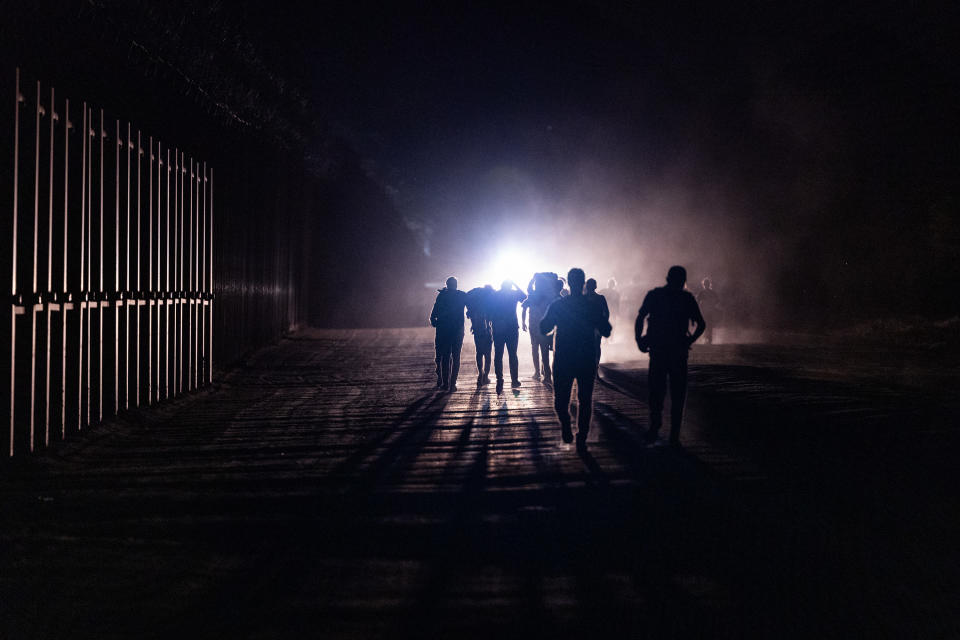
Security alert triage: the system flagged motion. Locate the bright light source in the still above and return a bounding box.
[476,248,544,288]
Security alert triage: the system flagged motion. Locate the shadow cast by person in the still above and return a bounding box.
[576,446,609,487]
[330,392,452,494]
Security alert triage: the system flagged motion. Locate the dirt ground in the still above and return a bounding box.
[1,327,958,639]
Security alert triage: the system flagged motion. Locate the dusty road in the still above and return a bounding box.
[2,328,958,638]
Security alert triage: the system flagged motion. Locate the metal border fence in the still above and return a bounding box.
[5,68,214,457]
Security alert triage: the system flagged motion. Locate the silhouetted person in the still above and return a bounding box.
[490,280,527,393]
[430,276,468,392]
[635,266,705,446]
[522,272,560,383]
[600,278,622,342]
[696,277,721,344]
[466,285,495,386]
[600,277,621,321]
[540,268,612,450]
[585,278,610,373]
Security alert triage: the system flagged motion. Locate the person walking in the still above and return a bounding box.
[585,277,610,374]
[635,266,705,447]
[540,268,611,450]
[522,272,560,383]
[466,284,495,387]
[489,280,526,394]
[696,277,721,344]
[429,276,468,392]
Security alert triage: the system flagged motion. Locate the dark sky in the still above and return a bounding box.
[238,1,959,319]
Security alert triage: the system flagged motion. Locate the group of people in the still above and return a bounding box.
[430,265,707,450]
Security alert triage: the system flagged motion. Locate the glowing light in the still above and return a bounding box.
[476,248,544,288]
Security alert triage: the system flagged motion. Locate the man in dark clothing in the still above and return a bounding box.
[430,276,468,392]
[490,280,527,394]
[635,265,706,446]
[466,285,495,387]
[585,278,610,373]
[540,268,612,450]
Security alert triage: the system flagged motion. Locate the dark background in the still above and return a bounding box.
[3,0,959,335]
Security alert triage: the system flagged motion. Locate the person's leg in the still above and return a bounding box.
[575,363,597,442]
[482,339,492,378]
[474,336,485,378]
[507,329,520,384]
[540,341,552,382]
[493,331,506,387]
[669,354,689,444]
[435,332,444,387]
[552,362,574,442]
[647,353,667,438]
[439,335,453,388]
[449,333,463,389]
[530,335,541,377]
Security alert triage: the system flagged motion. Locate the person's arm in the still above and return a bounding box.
[521,303,529,331]
[688,297,706,346]
[598,313,613,339]
[635,296,650,351]
[514,284,527,304]
[429,295,440,327]
[592,296,612,338]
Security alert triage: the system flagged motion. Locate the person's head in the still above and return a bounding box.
[484,284,494,293]
[666,265,687,289]
[607,277,617,290]
[585,278,598,293]
[567,268,586,295]
[445,276,458,291]
[500,280,512,291]
[701,277,712,290]
[554,279,564,294]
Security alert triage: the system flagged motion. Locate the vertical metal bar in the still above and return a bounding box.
[178,151,184,395]
[78,104,87,431]
[47,87,55,292]
[209,167,213,385]
[85,106,93,429]
[172,148,178,397]
[147,136,153,406]
[113,119,120,416]
[123,122,130,411]
[63,100,70,292]
[32,81,40,295]
[201,161,206,386]
[194,165,200,388]
[44,86,56,446]
[12,69,21,297]
[188,157,193,391]
[160,142,166,402]
[135,129,141,407]
[166,146,171,400]
[10,69,23,456]
[29,80,42,451]
[97,108,104,424]
[61,99,71,439]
